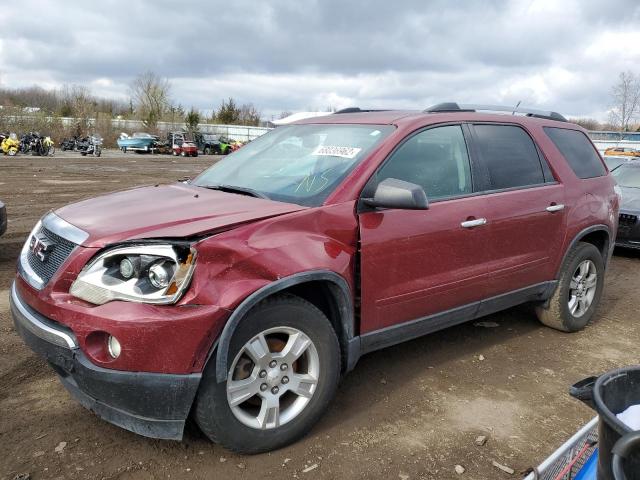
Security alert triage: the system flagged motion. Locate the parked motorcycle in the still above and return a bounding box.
[80,135,102,157]
[60,136,79,151]
[1,133,20,156]
[20,133,33,154]
[27,133,55,156]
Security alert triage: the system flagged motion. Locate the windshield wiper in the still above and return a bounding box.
[201,184,269,199]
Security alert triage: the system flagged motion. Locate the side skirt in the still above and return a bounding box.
[359,281,557,355]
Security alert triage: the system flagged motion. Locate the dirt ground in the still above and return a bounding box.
[1,151,639,480]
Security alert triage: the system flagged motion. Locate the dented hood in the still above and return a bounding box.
[620,186,640,213]
[54,183,307,247]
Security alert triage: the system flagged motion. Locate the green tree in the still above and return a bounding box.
[185,107,200,134]
[214,98,241,124]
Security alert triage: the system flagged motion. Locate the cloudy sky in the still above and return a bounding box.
[2,0,640,120]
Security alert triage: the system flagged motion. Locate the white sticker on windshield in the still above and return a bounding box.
[313,145,362,159]
[370,130,381,136]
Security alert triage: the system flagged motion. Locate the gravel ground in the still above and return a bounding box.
[1,151,638,479]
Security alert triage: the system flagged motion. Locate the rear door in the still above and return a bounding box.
[358,124,491,333]
[469,123,566,298]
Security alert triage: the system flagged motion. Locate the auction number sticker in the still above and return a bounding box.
[313,146,362,159]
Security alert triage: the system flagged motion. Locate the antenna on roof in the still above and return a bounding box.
[512,101,521,116]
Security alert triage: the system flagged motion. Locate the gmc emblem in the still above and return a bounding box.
[29,234,55,262]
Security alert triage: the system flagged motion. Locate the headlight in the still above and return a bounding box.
[70,244,197,305]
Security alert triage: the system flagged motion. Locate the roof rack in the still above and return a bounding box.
[424,102,567,122]
[334,107,390,114]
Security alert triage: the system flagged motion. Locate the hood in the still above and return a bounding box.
[620,186,640,213]
[54,183,307,247]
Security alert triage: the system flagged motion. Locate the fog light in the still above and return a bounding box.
[148,262,171,288]
[119,258,135,279]
[107,335,121,359]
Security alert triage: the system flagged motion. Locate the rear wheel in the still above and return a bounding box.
[536,242,605,332]
[195,294,341,454]
[204,147,211,155]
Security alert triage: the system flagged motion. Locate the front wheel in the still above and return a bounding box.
[536,242,605,332]
[195,294,341,453]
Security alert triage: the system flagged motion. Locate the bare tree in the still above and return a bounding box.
[60,85,95,136]
[238,103,261,126]
[130,71,171,128]
[568,117,601,131]
[610,71,640,132]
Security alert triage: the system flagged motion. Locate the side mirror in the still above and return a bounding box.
[364,178,429,210]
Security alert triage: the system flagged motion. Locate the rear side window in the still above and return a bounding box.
[473,124,545,190]
[544,127,606,179]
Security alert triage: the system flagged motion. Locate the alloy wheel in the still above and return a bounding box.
[568,259,597,318]
[226,326,320,430]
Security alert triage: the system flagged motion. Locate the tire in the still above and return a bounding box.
[195,294,341,454]
[535,242,605,332]
[172,150,178,156]
[193,152,198,157]
[8,148,17,156]
[204,147,211,155]
[81,152,87,156]
[180,151,186,157]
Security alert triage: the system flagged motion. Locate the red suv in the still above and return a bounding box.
[11,103,618,453]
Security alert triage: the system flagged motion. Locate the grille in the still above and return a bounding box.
[26,226,77,285]
[619,213,638,228]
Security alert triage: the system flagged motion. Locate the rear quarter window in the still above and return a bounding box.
[544,127,606,179]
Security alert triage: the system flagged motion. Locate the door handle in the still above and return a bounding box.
[546,204,565,213]
[461,218,487,228]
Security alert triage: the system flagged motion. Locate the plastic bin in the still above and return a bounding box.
[571,366,640,480]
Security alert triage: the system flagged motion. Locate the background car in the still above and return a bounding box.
[192,133,233,155]
[604,146,640,157]
[172,137,198,157]
[603,155,638,171]
[0,200,6,236]
[612,162,640,249]
[194,133,220,155]
[167,132,198,157]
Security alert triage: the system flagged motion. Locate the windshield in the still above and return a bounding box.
[193,124,394,206]
[613,164,640,188]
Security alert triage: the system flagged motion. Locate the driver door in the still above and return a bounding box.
[358,124,491,334]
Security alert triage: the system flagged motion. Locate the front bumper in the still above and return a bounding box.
[0,200,6,236]
[10,282,201,440]
[616,211,640,249]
